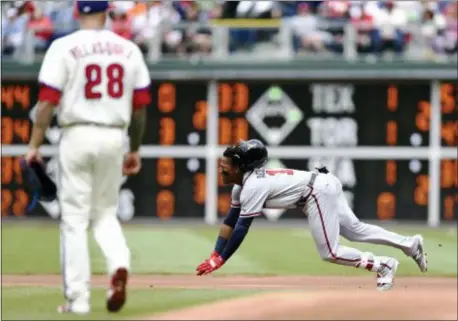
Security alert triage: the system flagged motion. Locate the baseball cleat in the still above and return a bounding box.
[106,267,128,313]
[376,257,399,291]
[411,235,428,272]
[57,302,90,315]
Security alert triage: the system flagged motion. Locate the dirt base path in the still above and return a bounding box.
[3,275,457,320]
[150,289,458,320]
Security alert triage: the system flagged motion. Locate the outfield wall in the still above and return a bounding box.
[1,62,456,226]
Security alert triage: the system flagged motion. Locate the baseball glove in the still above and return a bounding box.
[20,158,57,202]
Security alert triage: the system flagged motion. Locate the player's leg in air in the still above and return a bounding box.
[304,173,417,291]
[337,190,427,272]
[90,128,131,313]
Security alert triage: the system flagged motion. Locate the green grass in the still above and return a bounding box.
[2,222,457,276]
[1,287,260,320]
[1,222,456,320]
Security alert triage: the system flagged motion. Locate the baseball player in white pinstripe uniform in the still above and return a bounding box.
[24,0,151,314]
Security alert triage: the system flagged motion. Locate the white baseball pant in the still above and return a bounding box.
[58,125,131,305]
[304,173,416,272]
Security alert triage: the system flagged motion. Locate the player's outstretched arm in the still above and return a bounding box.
[196,206,240,275]
[220,216,254,261]
[197,216,254,275]
[213,206,241,254]
[198,182,268,273]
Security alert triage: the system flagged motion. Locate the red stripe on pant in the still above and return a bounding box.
[311,194,360,263]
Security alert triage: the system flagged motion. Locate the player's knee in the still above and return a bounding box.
[321,251,337,263]
[323,257,337,263]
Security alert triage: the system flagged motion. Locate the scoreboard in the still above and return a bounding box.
[1,79,456,222]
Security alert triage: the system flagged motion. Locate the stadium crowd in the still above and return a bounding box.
[1,0,457,59]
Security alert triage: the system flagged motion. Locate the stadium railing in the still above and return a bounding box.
[9,18,458,64]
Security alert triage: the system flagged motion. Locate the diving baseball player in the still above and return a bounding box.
[196,140,428,291]
[24,0,151,314]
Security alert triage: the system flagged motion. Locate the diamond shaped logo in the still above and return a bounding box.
[262,159,287,221]
[246,86,303,145]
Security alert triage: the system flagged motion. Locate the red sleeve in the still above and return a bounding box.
[38,83,61,105]
[132,87,151,110]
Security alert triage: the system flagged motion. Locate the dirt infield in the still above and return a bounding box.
[3,275,457,320]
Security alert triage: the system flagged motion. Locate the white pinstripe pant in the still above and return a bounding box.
[303,173,416,271]
[58,126,131,303]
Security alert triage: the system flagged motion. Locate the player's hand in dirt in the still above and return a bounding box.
[123,152,141,176]
[24,148,43,165]
[196,255,225,275]
[196,251,219,276]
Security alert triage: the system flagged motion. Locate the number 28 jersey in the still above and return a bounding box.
[231,168,315,218]
[37,29,151,127]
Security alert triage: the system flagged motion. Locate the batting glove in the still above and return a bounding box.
[196,251,220,276]
[196,255,225,275]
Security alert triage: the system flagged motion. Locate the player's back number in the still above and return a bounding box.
[85,63,124,99]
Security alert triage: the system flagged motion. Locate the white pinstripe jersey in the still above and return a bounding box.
[230,168,314,218]
[38,29,150,127]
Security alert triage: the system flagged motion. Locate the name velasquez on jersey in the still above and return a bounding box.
[38,29,151,128]
[69,40,134,60]
[231,168,314,218]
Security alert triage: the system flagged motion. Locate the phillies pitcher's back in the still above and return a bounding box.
[34,1,152,314]
[39,29,150,128]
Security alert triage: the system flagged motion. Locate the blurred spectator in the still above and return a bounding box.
[278,1,299,18]
[290,2,333,53]
[126,1,148,51]
[51,2,78,38]
[2,7,21,56]
[130,1,182,55]
[27,7,53,52]
[314,0,351,54]
[1,0,456,61]
[325,0,351,19]
[350,4,378,54]
[434,1,457,55]
[220,0,282,52]
[109,5,134,40]
[395,0,424,23]
[181,1,212,54]
[1,2,30,57]
[208,1,223,19]
[372,1,408,55]
[231,1,281,19]
[420,8,445,54]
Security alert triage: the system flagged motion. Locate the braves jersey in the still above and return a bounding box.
[38,29,151,127]
[231,168,315,218]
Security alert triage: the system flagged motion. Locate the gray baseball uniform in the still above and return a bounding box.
[231,168,417,272]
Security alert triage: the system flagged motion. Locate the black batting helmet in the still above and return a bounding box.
[223,139,268,172]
